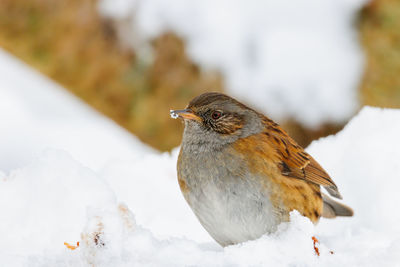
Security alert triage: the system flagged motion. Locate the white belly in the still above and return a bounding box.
[187,178,282,247]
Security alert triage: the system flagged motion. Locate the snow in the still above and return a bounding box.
[170,110,179,119]
[1,50,400,266]
[98,0,367,127]
[0,49,153,172]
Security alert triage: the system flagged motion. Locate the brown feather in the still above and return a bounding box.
[231,134,323,223]
[261,117,342,199]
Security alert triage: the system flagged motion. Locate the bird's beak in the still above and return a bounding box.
[170,109,201,122]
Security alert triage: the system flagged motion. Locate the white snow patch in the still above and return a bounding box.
[98,0,367,126]
[0,49,154,172]
[0,150,116,263]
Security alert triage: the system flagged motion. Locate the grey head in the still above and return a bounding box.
[171,92,264,151]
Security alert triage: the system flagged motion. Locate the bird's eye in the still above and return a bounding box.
[211,111,222,120]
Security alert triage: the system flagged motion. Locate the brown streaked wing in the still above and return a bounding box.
[262,121,342,199]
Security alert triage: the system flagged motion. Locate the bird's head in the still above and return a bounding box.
[170,92,264,149]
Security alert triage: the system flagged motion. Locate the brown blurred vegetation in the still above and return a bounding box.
[359,0,400,108]
[0,0,223,150]
[1,0,398,151]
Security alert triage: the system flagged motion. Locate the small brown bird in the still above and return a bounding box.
[171,92,353,247]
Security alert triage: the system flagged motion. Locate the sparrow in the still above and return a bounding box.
[171,92,353,247]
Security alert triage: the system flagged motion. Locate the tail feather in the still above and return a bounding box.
[322,193,354,218]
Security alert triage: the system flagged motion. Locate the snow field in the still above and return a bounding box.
[1,45,400,266]
[1,106,400,266]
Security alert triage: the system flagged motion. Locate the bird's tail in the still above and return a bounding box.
[321,193,354,218]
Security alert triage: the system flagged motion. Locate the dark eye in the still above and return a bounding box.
[211,111,222,120]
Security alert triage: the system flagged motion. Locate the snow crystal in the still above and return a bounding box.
[98,0,367,127]
[170,110,179,119]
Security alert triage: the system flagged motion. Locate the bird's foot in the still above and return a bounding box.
[312,236,334,256]
[312,236,320,256]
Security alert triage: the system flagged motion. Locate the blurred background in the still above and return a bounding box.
[0,0,399,152]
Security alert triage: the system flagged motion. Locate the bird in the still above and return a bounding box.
[170,92,353,247]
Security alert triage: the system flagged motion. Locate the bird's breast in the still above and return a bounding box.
[177,145,284,246]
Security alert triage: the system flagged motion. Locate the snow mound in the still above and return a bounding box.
[98,0,366,126]
[0,150,116,265]
[0,49,153,172]
[1,106,400,266]
[308,106,400,236]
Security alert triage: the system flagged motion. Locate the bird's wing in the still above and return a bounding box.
[261,121,342,199]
